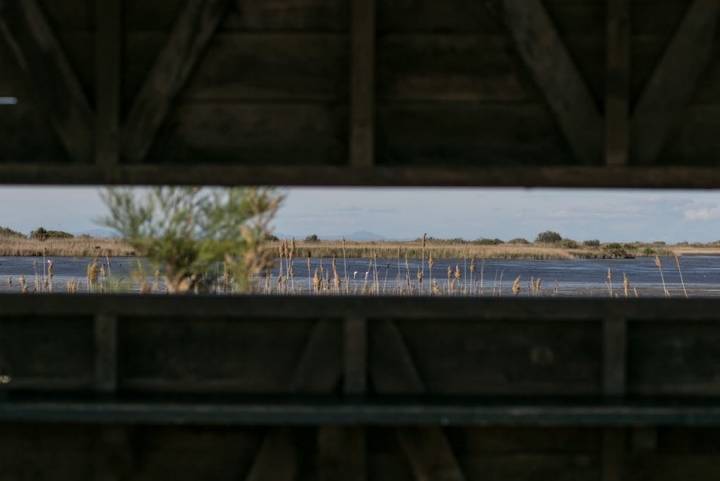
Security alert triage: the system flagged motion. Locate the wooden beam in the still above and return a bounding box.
[349,0,375,167]
[344,316,367,395]
[3,295,720,322]
[0,0,94,162]
[5,164,720,188]
[500,0,603,165]
[632,0,719,164]
[602,316,627,481]
[290,320,342,394]
[397,427,466,481]
[371,320,466,481]
[605,0,630,166]
[245,428,298,481]
[603,316,627,397]
[246,320,341,481]
[318,426,366,481]
[94,314,118,393]
[94,427,134,481]
[5,400,720,426]
[123,0,232,163]
[95,0,123,166]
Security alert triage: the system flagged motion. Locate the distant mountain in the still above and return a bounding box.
[345,231,386,241]
[276,231,388,242]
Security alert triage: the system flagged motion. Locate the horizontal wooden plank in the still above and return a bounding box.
[377,103,574,166]
[629,322,720,396]
[3,400,720,426]
[378,35,532,102]
[393,319,602,395]
[2,164,720,187]
[124,33,348,104]
[119,318,318,393]
[0,317,94,389]
[0,295,719,321]
[147,103,348,164]
[125,0,350,32]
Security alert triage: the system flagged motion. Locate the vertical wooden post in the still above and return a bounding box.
[94,313,130,481]
[318,316,367,481]
[344,315,367,395]
[94,313,118,393]
[605,0,630,166]
[95,0,123,166]
[602,315,627,481]
[349,0,375,167]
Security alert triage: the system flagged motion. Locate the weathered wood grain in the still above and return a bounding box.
[603,316,627,397]
[499,0,603,165]
[95,0,122,166]
[147,103,348,165]
[605,0,630,166]
[245,428,298,481]
[0,0,94,162]
[246,320,342,481]
[124,0,233,163]
[397,427,467,481]
[345,316,367,394]
[371,320,466,481]
[0,316,94,390]
[318,426,366,481]
[628,322,720,396]
[1,295,720,322]
[632,0,720,164]
[350,0,375,167]
[393,319,602,395]
[119,318,319,393]
[378,103,572,166]
[94,314,118,393]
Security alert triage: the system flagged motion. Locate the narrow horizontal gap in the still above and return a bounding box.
[0,187,717,299]
[0,97,18,105]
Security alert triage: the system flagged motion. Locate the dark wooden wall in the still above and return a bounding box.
[2,1,720,480]
[2,296,720,479]
[0,0,719,185]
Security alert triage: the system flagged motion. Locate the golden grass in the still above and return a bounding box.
[0,237,135,257]
[276,240,599,260]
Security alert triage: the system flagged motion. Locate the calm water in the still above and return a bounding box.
[1,255,719,296]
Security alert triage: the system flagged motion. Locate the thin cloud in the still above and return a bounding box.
[685,206,720,221]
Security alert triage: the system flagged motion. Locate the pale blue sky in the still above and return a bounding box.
[0,187,719,242]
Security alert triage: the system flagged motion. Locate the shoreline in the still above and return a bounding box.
[1,238,720,260]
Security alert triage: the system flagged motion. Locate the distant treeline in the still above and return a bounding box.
[0,226,76,241]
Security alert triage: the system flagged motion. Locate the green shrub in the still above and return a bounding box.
[473,238,504,246]
[508,238,530,245]
[304,234,320,242]
[535,231,562,243]
[30,227,74,241]
[100,187,283,293]
[0,226,25,239]
[559,239,578,249]
[583,239,600,247]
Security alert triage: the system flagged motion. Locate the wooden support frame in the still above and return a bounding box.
[602,315,627,481]
[499,0,603,165]
[605,0,630,166]
[94,314,119,393]
[245,320,341,481]
[123,0,233,163]
[95,0,123,167]
[0,0,94,162]
[632,0,719,164]
[349,0,376,168]
[371,320,467,481]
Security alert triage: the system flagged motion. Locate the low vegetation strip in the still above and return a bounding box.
[0,238,135,257]
[270,240,681,260]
